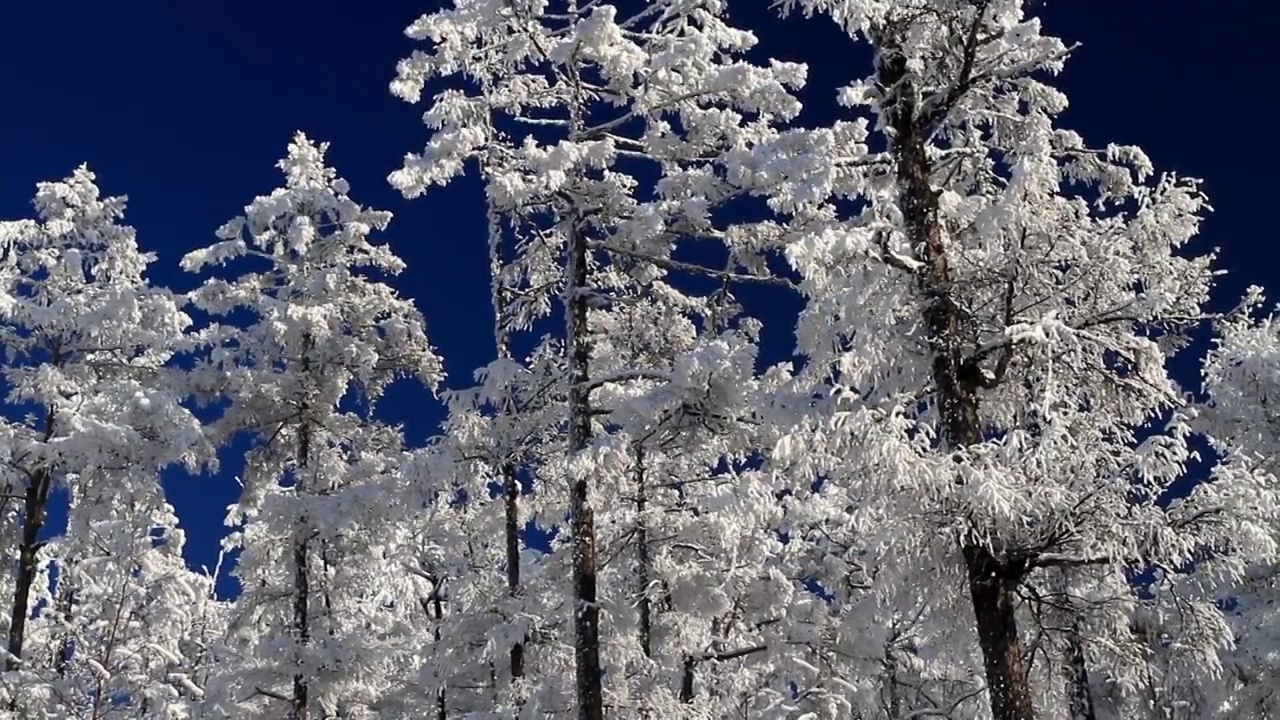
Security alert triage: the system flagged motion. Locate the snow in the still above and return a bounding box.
[1,1,1275,718]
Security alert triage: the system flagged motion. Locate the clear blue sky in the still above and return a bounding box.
[2,1,1273,592]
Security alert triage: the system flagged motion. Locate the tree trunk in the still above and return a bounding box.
[634,448,656,718]
[634,447,652,660]
[489,186,525,686]
[964,546,1035,720]
[565,218,603,720]
[679,656,695,704]
[321,542,336,641]
[1057,573,1097,720]
[291,421,313,720]
[503,465,525,680]
[7,469,51,677]
[884,643,904,719]
[291,536,310,720]
[7,405,57,684]
[426,575,447,720]
[1065,623,1097,720]
[877,31,1036,720]
[54,585,75,678]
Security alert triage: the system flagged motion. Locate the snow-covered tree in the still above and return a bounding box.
[390,2,815,716]
[412,202,570,716]
[4,5,1278,719]
[24,506,226,718]
[1192,295,1280,719]
[181,133,443,719]
[574,278,789,716]
[0,167,208,713]
[417,350,576,715]
[768,1,1279,717]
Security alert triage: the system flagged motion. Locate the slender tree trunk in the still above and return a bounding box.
[565,216,604,720]
[291,537,310,720]
[558,35,605,717]
[321,542,336,639]
[54,585,75,678]
[670,482,697,705]
[291,421,313,720]
[7,404,57,682]
[488,170,526,688]
[884,644,904,719]
[633,447,656,718]
[634,447,652,660]
[503,465,524,680]
[425,575,447,720]
[877,32,1035,720]
[7,469,51,677]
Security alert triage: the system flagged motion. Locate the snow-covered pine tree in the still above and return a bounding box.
[771,1,1279,717]
[583,276,796,715]
[390,2,814,716]
[405,200,572,715]
[424,347,575,715]
[181,133,443,719]
[0,167,208,713]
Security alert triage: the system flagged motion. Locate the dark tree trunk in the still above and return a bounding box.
[7,469,51,677]
[884,644,904,719]
[427,575,447,720]
[54,585,75,678]
[634,448,656,718]
[679,656,696,704]
[503,465,525,680]
[488,192,526,689]
[634,447,653,660]
[964,546,1035,720]
[291,536,310,720]
[876,19,1036,719]
[1065,625,1097,720]
[291,421,313,720]
[565,219,603,720]
[7,405,57,684]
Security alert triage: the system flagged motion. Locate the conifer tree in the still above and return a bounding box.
[182,134,442,719]
[0,167,207,712]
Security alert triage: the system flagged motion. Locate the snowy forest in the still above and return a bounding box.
[1,1,1277,718]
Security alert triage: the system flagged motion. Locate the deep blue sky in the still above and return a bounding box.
[2,1,1274,589]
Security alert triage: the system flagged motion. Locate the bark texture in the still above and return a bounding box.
[565,218,603,720]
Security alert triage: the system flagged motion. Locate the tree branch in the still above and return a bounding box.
[590,241,794,288]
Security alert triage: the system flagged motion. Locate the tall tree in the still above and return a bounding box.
[585,280,792,714]
[0,167,207,711]
[182,133,443,719]
[390,2,808,715]
[1193,295,1280,719]
[773,1,1277,717]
